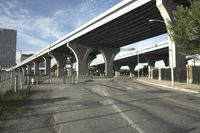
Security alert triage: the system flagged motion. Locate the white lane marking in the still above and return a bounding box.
[102,88,144,133]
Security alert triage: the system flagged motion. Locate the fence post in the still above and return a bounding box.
[14,75,18,92]
[151,69,154,79]
[187,65,193,84]
[11,66,13,89]
[158,68,162,80]
[20,72,23,89]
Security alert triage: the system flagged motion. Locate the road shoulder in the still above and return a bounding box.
[137,78,199,94]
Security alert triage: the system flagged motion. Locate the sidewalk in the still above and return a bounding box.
[137,78,200,94]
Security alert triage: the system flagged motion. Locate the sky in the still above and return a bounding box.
[0,0,168,65]
[0,0,121,51]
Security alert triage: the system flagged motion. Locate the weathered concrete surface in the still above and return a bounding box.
[1,78,200,133]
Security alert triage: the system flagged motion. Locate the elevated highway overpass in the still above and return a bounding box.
[93,41,169,66]
[91,41,169,77]
[13,0,186,82]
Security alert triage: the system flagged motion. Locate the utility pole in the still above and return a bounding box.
[11,66,13,89]
[149,19,174,87]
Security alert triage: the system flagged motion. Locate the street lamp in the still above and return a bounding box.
[149,19,174,87]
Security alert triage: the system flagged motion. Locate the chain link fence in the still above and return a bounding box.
[26,74,94,85]
[0,70,96,94]
[0,71,26,94]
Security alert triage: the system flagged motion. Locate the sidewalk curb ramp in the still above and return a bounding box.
[137,79,199,94]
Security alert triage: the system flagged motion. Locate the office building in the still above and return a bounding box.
[0,28,17,68]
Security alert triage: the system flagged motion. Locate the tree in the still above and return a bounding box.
[168,0,200,56]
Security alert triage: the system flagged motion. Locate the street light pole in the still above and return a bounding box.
[149,19,174,87]
[168,39,175,87]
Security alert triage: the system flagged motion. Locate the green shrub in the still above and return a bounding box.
[0,89,29,116]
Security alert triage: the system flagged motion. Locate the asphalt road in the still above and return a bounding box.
[1,78,200,133]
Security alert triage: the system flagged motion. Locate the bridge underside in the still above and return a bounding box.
[94,47,169,71]
[72,0,167,48]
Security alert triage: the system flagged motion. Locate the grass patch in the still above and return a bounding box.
[0,88,29,117]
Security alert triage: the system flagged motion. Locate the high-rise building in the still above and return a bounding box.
[0,28,17,68]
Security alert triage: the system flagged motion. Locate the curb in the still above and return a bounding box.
[137,79,199,94]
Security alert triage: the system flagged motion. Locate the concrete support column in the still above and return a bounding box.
[67,63,73,77]
[148,66,154,79]
[33,62,39,84]
[26,64,32,76]
[114,65,121,78]
[43,57,51,76]
[99,47,120,78]
[17,68,21,73]
[87,55,97,69]
[26,64,32,84]
[87,55,96,75]
[21,66,26,85]
[49,53,66,78]
[22,66,26,76]
[33,62,39,76]
[145,56,156,79]
[128,64,136,77]
[67,43,94,76]
[148,66,151,78]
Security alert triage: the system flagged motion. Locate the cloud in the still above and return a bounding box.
[0,0,69,49]
[18,33,49,48]
[0,0,123,64]
[64,0,120,28]
[16,33,49,63]
[0,0,121,52]
[33,17,64,39]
